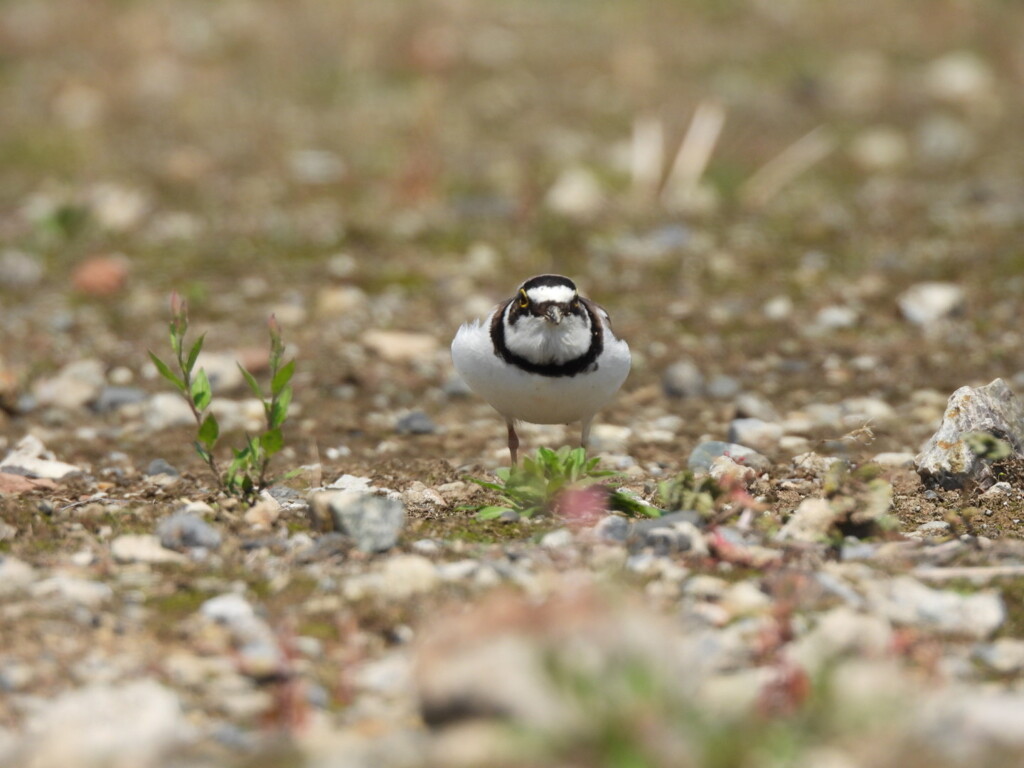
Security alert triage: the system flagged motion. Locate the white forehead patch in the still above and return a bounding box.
[525,284,576,304]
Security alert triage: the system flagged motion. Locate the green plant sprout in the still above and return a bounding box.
[148,292,295,500]
[469,446,660,521]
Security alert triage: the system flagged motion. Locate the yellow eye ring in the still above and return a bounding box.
[518,289,529,309]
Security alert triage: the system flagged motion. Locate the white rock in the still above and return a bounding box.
[787,607,893,673]
[201,593,256,624]
[30,576,112,608]
[588,424,632,453]
[144,393,195,431]
[898,282,965,326]
[378,555,440,600]
[540,529,574,549]
[111,535,187,565]
[973,638,1024,674]
[925,51,995,107]
[871,452,916,468]
[0,435,80,479]
[362,330,439,363]
[727,418,783,453]
[849,126,908,172]
[19,680,190,768]
[840,397,895,425]
[31,359,106,410]
[720,582,771,617]
[0,556,36,595]
[545,166,604,218]
[776,498,837,542]
[814,305,859,331]
[868,576,1004,639]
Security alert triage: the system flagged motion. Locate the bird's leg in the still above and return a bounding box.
[507,420,520,466]
[580,417,593,454]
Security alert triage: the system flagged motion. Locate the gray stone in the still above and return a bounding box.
[727,418,783,453]
[157,513,222,551]
[915,378,1024,489]
[973,638,1024,674]
[0,249,44,287]
[734,392,780,422]
[869,576,1004,639]
[395,410,437,435]
[593,514,630,543]
[91,386,147,413]
[706,375,741,400]
[687,441,771,474]
[662,360,704,399]
[31,359,106,410]
[327,492,406,553]
[145,458,179,477]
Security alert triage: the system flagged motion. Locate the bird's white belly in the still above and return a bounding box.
[451,322,630,424]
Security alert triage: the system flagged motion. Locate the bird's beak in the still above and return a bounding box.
[545,305,564,324]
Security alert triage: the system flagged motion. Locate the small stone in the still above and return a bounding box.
[31,575,112,608]
[362,330,439,363]
[980,481,1011,498]
[869,576,1004,639]
[871,452,915,468]
[721,581,772,617]
[916,114,975,167]
[849,126,909,172]
[157,513,222,551]
[314,285,367,317]
[709,455,757,486]
[915,378,1024,489]
[289,148,346,184]
[898,282,965,326]
[396,411,437,435]
[243,497,281,528]
[379,555,440,599]
[973,638,1024,674]
[593,515,630,544]
[662,361,704,398]
[688,441,771,474]
[545,166,604,218]
[91,386,147,413]
[0,556,36,596]
[540,529,574,549]
[71,254,129,296]
[144,393,195,431]
[776,498,837,543]
[32,359,106,410]
[706,375,741,400]
[402,481,445,508]
[201,593,256,624]
[814,305,859,331]
[0,249,44,287]
[734,392,779,422]
[145,458,179,477]
[18,681,189,768]
[916,520,951,535]
[111,534,188,565]
[497,509,520,523]
[727,418,783,453]
[326,492,406,553]
[588,424,632,453]
[0,435,80,479]
[925,51,995,108]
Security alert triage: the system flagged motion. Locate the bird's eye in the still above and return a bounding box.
[518,290,529,308]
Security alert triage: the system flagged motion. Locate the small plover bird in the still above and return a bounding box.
[451,274,631,464]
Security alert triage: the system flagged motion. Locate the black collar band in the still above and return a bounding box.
[490,298,603,378]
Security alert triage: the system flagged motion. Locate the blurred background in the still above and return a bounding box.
[1,0,1023,462]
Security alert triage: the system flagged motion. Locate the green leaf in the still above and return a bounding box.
[475,506,512,521]
[271,359,295,396]
[260,427,284,455]
[148,351,185,392]
[269,386,292,430]
[197,413,219,447]
[185,333,206,374]
[238,364,262,399]
[191,368,212,410]
[169,328,182,358]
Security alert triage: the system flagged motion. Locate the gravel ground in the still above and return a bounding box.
[2,1,1024,766]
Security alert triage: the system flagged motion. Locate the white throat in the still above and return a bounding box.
[502,304,592,365]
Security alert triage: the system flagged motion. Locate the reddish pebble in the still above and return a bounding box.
[72,255,129,296]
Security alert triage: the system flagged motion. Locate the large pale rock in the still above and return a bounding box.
[915,378,1024,489]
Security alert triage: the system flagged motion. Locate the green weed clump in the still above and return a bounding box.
[469,446,660,521]
[148,292,295,500]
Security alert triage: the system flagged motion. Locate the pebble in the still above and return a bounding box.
[727,418,783,453]
[688,441,771,474]
[593,515,630,544]
[972,638,1024,674]
[545,166,604,218]
[868,576,1004,639]
[362,330,439,363]
[0,556,36,596]
[325,492,406,553]
[897,282,965,326]
[705,375,741,400]
[157,513,222,551]
[202,593,256,624]
[30,575,112,608]
[776,498,837,543]
[378,555,440,599]
[0,249,44,287]
[871,452,916,468]
[662,360,704,398]
[91,386,147,413]
[145,458,179,477]
[588,424,632,453]
[395,410,438,435]
[733,392,779,422]
[0,435,81,479]
[144,393,195,431]
[17,681,190,768]
[540,529,574,549]
[31,359,106,411]
[71,254,129,296]
[111,534,188,565]
[813,305,859,331]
